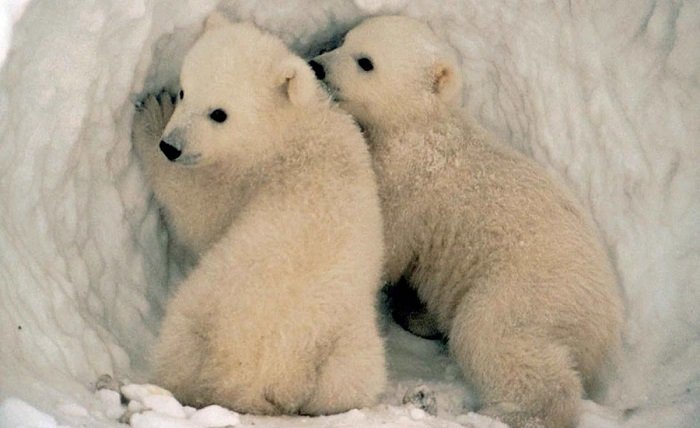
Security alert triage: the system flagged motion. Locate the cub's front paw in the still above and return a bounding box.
[133,89,177,142]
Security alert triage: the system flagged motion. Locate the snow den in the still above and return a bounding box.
[0,1,698,427]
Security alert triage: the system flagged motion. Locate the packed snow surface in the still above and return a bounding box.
[0,0,698,427]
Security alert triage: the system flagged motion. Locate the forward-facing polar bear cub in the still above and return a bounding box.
[312,15,623,428]
[131,18,386,415]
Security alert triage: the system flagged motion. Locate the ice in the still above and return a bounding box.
[0,0,698,427]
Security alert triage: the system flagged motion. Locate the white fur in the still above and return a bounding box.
[314,15,623,428]
[132,21,386,415]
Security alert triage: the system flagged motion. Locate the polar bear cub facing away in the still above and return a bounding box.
[312,15,622,428]
[132,19,386,415]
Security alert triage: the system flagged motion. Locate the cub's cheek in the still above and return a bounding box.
[319,73,346,102]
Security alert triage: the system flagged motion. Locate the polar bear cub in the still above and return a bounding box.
[132,19,386,415]
[312,15,622,428]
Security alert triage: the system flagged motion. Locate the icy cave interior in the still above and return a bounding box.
[0,1,698,427]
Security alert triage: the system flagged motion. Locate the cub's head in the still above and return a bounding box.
[310,15,461,131]
[160,17,323,167]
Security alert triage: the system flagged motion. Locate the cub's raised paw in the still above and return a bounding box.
[133,89,177,141]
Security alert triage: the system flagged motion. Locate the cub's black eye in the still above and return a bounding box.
[179,90,184,100]
[209,109,227,123]
[357,56,374,72]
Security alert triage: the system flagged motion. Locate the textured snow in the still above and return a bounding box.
[0,398,58,428]
[0,0,698,427]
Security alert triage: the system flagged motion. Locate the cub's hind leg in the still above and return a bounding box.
[450,286,582,428]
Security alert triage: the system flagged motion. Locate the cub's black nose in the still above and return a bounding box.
[308,60,325,80]
[159,140,181,161]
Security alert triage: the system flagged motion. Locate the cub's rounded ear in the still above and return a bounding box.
[204,11,230,31]
[275,56,319,107]
[431,57,462,105]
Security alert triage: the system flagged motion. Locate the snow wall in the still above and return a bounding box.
[0,1,698,427]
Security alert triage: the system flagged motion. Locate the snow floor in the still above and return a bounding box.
[0,1,698,427]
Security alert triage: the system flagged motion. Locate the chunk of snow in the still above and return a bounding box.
[143,395,187,418]
[188,405,240,427]
[128,399,147,414]
[95,389,125,420]
[409,407,427,420]
[121,384,173,404]
[141,394,186,419]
